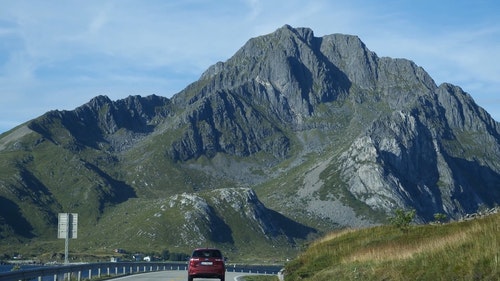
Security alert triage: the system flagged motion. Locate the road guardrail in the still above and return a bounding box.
[0,262,282,281]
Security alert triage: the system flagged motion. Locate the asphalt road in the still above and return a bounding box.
[111,270,263,281]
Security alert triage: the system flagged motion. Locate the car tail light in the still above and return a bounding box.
[189,258,199,267]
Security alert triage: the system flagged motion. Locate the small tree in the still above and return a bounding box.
[433,213,447,224]
[390,208,416,233]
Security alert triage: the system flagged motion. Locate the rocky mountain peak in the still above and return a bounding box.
[193,26,438,127]
[177,25,499,220]
[0,26,499,255]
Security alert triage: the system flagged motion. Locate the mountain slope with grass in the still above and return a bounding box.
[0,25,499,259]
[284,212,499,280]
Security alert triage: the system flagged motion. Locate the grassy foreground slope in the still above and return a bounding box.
[284,213,499,281]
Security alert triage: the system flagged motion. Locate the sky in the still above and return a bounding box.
[1,0,499,133]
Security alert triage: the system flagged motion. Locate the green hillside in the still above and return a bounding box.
[284,213,499,281]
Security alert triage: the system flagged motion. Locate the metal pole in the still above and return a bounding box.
[65,213,69,264]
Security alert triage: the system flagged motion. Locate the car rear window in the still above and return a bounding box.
[192,249,222,258]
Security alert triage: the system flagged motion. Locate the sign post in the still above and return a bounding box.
[58,213,78,264]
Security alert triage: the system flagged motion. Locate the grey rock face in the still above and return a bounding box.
[181,25,500,222]
[339,82,500,220]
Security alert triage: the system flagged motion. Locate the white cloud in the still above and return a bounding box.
[0,0,499,133]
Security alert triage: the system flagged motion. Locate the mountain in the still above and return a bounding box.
[1,25,499,258]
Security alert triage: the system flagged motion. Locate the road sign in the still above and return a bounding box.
[58,213,78,239]
[58,213,78,264]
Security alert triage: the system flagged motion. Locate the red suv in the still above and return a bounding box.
[188,248,225,281]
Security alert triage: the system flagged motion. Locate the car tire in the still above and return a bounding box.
[188,276,193,281]
[220,276,225,281]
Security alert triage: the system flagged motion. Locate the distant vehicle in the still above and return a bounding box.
[187,248,225,281]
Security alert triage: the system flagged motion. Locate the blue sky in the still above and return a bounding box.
[1,0,499,133]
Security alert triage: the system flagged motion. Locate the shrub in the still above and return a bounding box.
[433,213,447,224]
[390,209,415,232]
